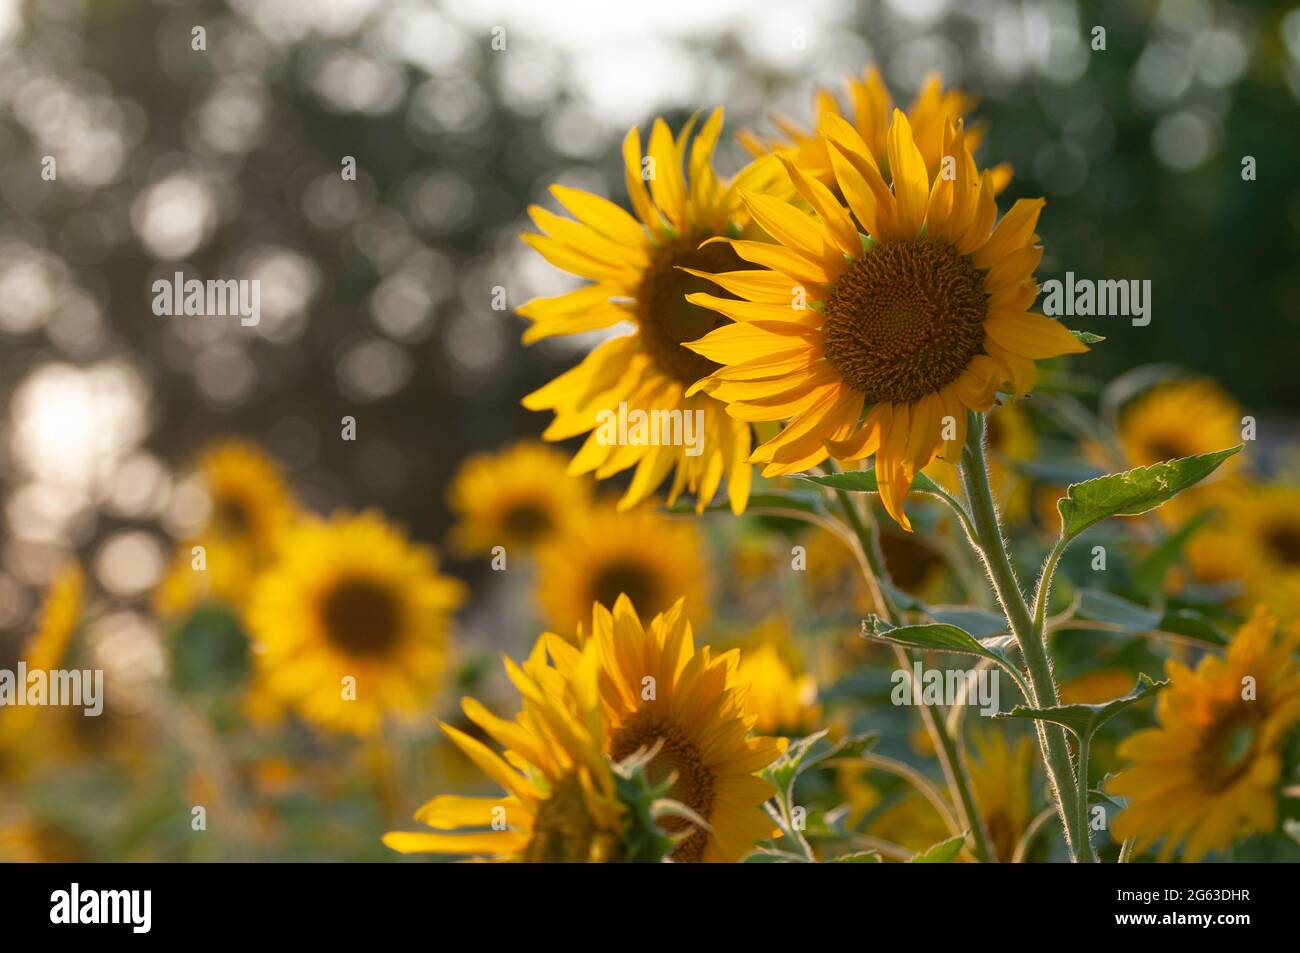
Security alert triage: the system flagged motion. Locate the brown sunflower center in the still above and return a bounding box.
[501,500,553,545]
[1144,436,1190,464]
[636,238,744,386]
[610,710,715,862]
[214,494,252,535]
[1193,705,1261,791]
[1262,523,1300,566]
[589,558,664,618]
[822,237,989,403]
[524,773,602,863]
[319,577,403,657]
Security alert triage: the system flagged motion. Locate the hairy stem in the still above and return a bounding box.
[959,413,1087,862]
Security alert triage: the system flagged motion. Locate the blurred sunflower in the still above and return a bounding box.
[0,564,85,757]
[1120,378,1243,470]
[246,511,466,735]
[1110,607,1300,861]
[1186,484,1300,615]
[384,638,623,862]
[535,505,709,636]
[154,440,297,617]
[543,596,785,861]
[686,109,1086,529]
[739,67,1011,194]
[519,109,788,515]
[736,642,820,735]
[446,441,592,556]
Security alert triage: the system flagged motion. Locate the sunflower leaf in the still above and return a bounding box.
[1055,446,1242,542]
[1156,608,1229,647]
[908,832,968,863]
[795,470,945,497]
[1076,589,1161,632]
[1071,330,1106,345]
[832,850,883,863]
[998,674,1167,742]
[863,616,1013,669]
[665,490,821,517]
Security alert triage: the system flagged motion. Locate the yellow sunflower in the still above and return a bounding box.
[446,441,592,557]
[740,67,1012,194]
[736,642,820,736]
[685,108,1087,529]
[518,109,790,515]
[154,440,297,617]
[544,596,785,861]
[1110,607,1300,861]
[1120,378,1244,470]
[1185,483,1300,616]
[384,636,624,862]
[0,564,85,755]
[535,504,709,636]
[245,511,466,735]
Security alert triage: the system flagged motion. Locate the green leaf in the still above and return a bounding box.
[1076,589,1161,632]
[1157,608,1229,647]
[1071,330,1106,345]
[908,833,967,863]
[1056,447,1242,542]
[667,490,821,517]
[999,674,1167,742]
[863,616,1013,669]
[927,606,1009,639]
[832,851,883,863]
[1132,510,1214,596]
[795,470,945,497]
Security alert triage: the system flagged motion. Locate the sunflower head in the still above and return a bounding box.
[246,511,465,735]
[542,596,786,862]
[194,440,295,551]
[1187,483,1300,616]
[446,441,591,556]
[1121,378,1244,470]
[518,109,797,515]
[535,505,709,637]
[1110,607,1300,861]
[686,107,1087,529]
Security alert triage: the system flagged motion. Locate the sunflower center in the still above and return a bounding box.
[589,558,663,619]
[524,773,602,862]
[214,495,252,535]
[319,577,402,657]
[1144,437,1189,463]
[609,710,715,862]
[822,237,989,403]
[1193,706,1261,791]
[636,239,744,386]
[501,500,552,545]
[1263,523,1300,566]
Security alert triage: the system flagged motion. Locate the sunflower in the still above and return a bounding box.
[1120,378,1243,470]
[245,511,466,735]
[446,441,592,557]
[154,440,297,617]
[0,564,85,755]
[1109,607,1300,861]
[867,725,1035,862]
[384,636,624,862]
[543,596,785,861]
[1185,483,1300,616]
[535,504,709,636]
[685,108,1087,529]
[518,109,790,515]
[735,642,820,736]
[739,67,1012,195]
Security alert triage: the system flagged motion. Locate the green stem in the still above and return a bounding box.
[832,488,995,864]
[1075,734,1097,862]
[959,413,1087,862]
